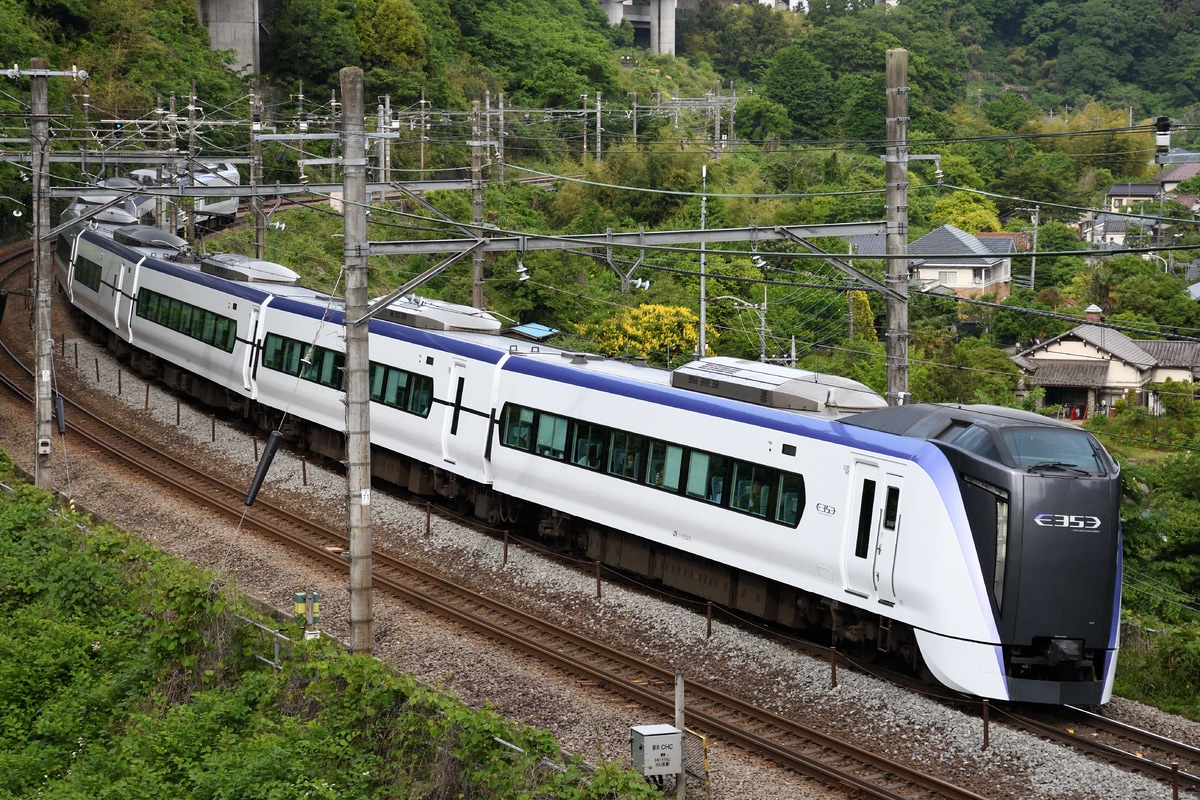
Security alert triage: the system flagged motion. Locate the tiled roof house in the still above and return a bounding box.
[1013,305,1200,418]
[908,225,1012,298]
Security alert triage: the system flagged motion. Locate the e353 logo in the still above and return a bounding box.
[1034,514,1101,529]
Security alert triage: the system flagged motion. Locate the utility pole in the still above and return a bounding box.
[595,92,602,163]
[757,286,766,363]
[728,81,736,147]
[31,59,53,490]
[186,81,197,242]
[419,89,428,181]
[497,92,505,182]
[884,49,910,405]
[251,90,265,259]
[6,59,89,489]
[168,92,179,233]
[341,66,374,656]
[1029,205,1039,291]
[714,81,720,147]
[698,165,707,357]
[631,92,638,143]
[153,95,165,226]
[471,101,485,308]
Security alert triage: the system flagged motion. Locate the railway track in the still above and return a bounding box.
[1003,704,1200,794]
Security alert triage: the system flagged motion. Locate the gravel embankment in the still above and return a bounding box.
[3,328,1198,800]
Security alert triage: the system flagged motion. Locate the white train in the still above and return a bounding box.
[61,164,240,235]
[52,222,1124,705]
[131,161,241,228]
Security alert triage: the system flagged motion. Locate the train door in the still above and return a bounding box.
[873,474,903,605]
[440,359,467,464]
[112,256,135,334]
[123,256,143,340]
[844,460,880,597]
[242,306,261,394]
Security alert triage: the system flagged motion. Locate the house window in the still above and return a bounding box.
[938,270,956,285]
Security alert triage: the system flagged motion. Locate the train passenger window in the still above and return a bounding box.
[178,304,194,335]
[732,463,774,516]
[75,256,103,292]
[263,334,305,375]
[200,314,217,344]
[775,472,804,527]
[537,413,568,460]
[319,349,345,389]
[406,375,433,416]
[136,289,236,353]
[216,318,236,351]
[572,422,606,470]
[386,369,408,406]
[165,298,183,329]
[647,441,683,491]
[607,431,645,479]
[686,451,729,504]
[500,405,534,451]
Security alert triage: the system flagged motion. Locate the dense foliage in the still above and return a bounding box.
[0,457,657,799]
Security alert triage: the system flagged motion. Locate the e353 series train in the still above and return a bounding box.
[52,221,1123,705]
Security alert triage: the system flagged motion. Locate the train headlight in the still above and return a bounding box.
[995,499,1009,609]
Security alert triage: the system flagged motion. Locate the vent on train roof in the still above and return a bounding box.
[369,295,502,333]
[112,225,189,253]
[200,253,300,285]
[671,356,887,416]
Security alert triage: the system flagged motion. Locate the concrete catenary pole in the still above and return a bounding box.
[471,101,484,308]
[341,66,374,655]
[884,49,910,405]
[251,89,265,259]
[31,58,53,490]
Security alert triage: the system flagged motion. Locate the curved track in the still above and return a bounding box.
[1004,704,1200,792]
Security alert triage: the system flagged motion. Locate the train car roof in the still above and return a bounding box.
[843,402,1079,439]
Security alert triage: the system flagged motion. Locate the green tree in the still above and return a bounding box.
[578,304,714,364]
[734,95,792,144]
[984,92,1038,131]
[760,45,835,140]
[912,338,1021,404]
[356,0,430,102]
[989,287,1073,347]
[849,290,878,342]
[930,191,1001,232]
[989,151,1082,217]
[263,0,361,97]
[836,72,887,143]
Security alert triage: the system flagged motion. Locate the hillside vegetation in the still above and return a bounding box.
[0,457,657,798]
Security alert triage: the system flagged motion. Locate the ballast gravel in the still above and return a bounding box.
[3,330,1198,800]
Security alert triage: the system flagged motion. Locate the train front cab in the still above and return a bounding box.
[951,425,1121,705]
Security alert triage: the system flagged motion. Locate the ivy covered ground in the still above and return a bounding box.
[0,454,657,800]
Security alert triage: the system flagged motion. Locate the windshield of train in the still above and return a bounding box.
[999,428,1110,474]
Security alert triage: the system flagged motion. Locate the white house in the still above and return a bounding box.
[908,225,1012,298]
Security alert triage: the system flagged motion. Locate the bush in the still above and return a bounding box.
[0,457,659,799]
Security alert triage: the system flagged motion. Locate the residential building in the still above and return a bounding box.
[1013,305,1200,418]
